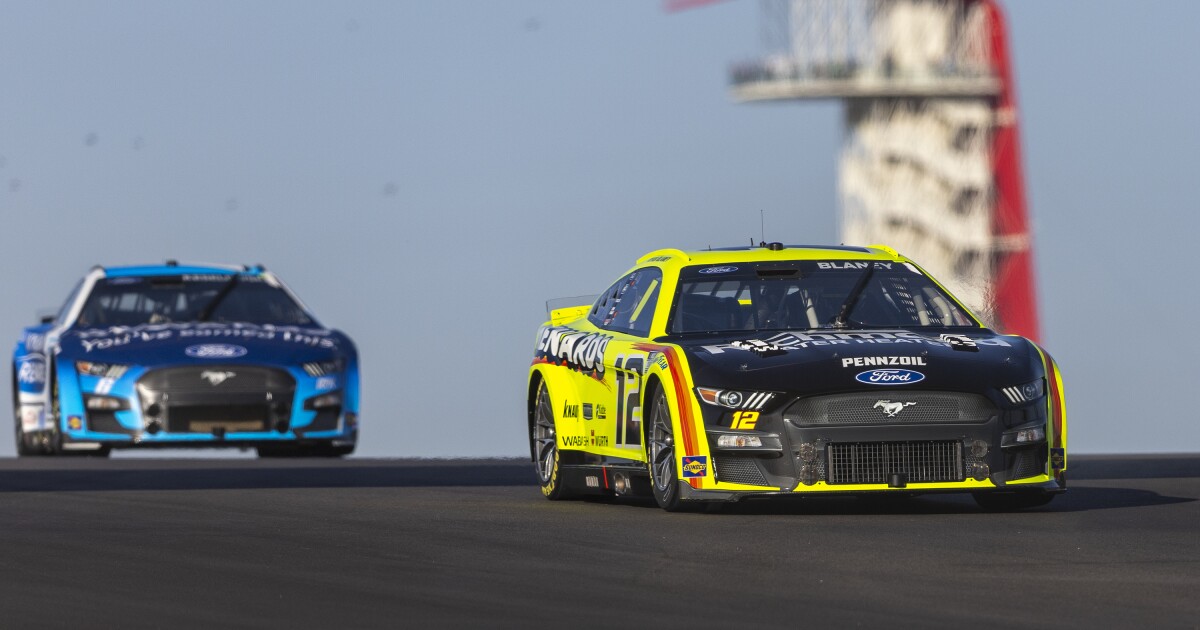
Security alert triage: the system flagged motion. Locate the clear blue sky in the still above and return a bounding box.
[1,1,1196,456]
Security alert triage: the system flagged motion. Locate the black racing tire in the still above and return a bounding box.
[11,371,36,456]
[256,442,354,458]
[647,388,686,512]
[42,369,62,456]
[531,380,572,500]
[972,491,1055,512]
[13,405,38,457]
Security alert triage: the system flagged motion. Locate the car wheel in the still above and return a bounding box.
[531,380,571,500]
[42,372,62,456]
[647,388,685,511]
[13,404,38,457]
[972,491,1055,512]
[256,443,354,458]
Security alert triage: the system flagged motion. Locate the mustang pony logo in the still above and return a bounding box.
[200,370,237,386]
[874,400,916,417]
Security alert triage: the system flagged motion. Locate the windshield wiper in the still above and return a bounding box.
[197,275,240,322]
[830,264,876,329]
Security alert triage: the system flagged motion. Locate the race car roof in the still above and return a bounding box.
[101,262,264,278]
[636,243,905,266]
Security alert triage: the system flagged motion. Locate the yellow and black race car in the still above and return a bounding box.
[527,243,1066,511]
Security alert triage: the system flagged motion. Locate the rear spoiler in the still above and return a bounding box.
[545,295,597,326]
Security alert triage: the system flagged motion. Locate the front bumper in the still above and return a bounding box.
[689,390,1063,498]
[57,362,359,448]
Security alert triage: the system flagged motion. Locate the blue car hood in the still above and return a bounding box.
[58,323,348,366]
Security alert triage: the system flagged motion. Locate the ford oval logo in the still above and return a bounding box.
[855,369,925,385]
[698,266,738,274]
[185,344,248,359]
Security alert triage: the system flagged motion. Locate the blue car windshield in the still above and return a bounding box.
[670,261,977,334]
[74,275,313,327]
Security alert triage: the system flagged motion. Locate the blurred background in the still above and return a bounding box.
[0,1,1196,457]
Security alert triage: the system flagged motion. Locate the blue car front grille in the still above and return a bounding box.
[137,366,294,434]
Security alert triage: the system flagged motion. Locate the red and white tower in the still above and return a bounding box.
[725,0,1038,339]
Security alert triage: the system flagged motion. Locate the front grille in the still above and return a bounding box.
[788,392,996,426]
[1009,449,1045,480]
[85,411,130,434]
[826,441,964,484]
[166,404,269,433]
[302,409,341,433]
[138,366,294,434]
[713,456,769,486]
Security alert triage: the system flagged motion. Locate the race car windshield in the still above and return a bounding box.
[669,261,976,334]
[74,275,314,327]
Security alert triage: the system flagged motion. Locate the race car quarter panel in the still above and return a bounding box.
[529,244,1066,511]
[12,263,360,457]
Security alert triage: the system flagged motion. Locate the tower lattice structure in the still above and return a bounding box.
[728,0,1037,339]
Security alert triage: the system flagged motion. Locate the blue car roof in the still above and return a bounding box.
[104,264,262,278]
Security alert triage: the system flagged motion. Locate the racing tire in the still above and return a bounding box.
[256,443,355,458]
[972,491,1055,512]
[531,380,573,500]
[42,370,62,456]
[13,405,39,457]
[12,373,37,456]
[647,388,686,512]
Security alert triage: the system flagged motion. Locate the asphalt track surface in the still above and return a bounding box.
[1,455,1197,629]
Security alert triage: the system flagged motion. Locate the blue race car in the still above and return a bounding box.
[13,262,359,457]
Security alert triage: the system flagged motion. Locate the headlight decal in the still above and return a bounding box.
[695,387,775,411]
[75,361,129,379]
[303,359,344,377]
[1001,378,1044,404]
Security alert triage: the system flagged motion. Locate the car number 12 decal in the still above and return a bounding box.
[612,355,644,448]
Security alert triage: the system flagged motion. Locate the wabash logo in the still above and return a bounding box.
[680,456,708,478]
[562,402,580,419]
[561,435,588,447]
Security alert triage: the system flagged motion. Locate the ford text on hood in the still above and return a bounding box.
[13,262,360,457]
[526,244,1066,512]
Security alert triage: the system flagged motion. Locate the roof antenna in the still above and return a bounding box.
[760,209,765,243]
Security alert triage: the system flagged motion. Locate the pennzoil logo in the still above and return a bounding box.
[680,456,708,478]
[67,416,83,431]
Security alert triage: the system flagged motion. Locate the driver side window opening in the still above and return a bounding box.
[588,268,663,337]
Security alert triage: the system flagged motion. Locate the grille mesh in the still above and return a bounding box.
[789,392,996,426]
[85,411,129,434]
[713,456,769,486]
[1009,450,1045,480]
[167,405,269,433]
[826,441,964,484]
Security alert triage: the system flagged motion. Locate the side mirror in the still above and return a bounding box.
[39,315,55,325]
[36,308,57,325]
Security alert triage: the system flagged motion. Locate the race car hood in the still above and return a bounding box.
[56,323,350,367]
[674,329,1040,395]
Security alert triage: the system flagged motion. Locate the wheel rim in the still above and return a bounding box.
[13,408,24,450]
[648,393,674,492]
[532,384,557,484]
